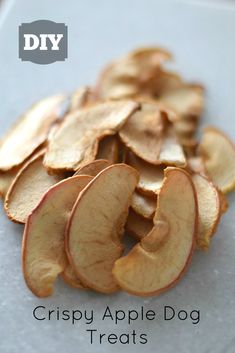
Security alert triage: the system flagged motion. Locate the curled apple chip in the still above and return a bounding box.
[160,84,204,119]
[113,168,197,296]
[119,102,186,166]
[0,167,21,199]
[96,135,119,163]
[44,100,139,172]
[126,151,164,195]
[126,209,153,240]
[5,152,63,223]
[0,94,65,171]
[199,127,235,193]
[131,192,156,219]
[75,159,112,177]
[96,47,172,100]
[66,164,139,293]
[22,175,93,297]
[192,174,221,250]
[119,102,164,163]
[0,146,49,200]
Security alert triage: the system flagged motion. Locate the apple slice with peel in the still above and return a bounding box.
[5,151,63,223]
[113,167,197,296]
[0,94,65,171]
[0,146,50,200]
[119,102,186,166]
[199,127,235,193]
[192,174,222,250]
[44,100,139,172]
[66,164,139,293]
[22,175,93,297]
[75,159,112,177]
[0,167,21,200]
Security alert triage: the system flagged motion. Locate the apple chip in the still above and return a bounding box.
[199,127,235,193]
[5,152,63,223]
[22,175,93,297]
[119,102,186,166]
[96,47,172,100]
[75,159,112,177]
[113,168,197,296]
[131,192,156,219]
[0,94,65,171]
[192,174,221,250]
[44,100,139,172]
[0,167,21,200]
[119,102,164,162]
[66,164,139,293]
[126,151,164,195]
[0,146,49,200]
[96,135,119,163]
[160,84,204,119]
[126,209,153,240]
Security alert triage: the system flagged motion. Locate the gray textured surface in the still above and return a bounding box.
[0,1,235,352]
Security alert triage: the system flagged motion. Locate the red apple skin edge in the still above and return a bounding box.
[113,168,199,297]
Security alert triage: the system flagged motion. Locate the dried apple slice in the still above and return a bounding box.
[119,102,186,166]
[22,175,93,297]
[131,192,156,219]
[126,209,153,240]
[160,84,204,119]
[5,151,63,223]
[199,127,235,193]
[126,151,164,195]
[0,94,65,171]
[96,135,119,163]
[113,167,197,296]
[119,102,164,163]
[75,159,112,177]
[157,124,187,167]
[0,146,48,200]
[96,47,171,100]
[0,167,21,200]
[44,100,139,172]
[66,164,139,293]
[192,174,221,250]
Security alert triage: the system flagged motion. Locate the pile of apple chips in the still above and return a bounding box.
[1,47,235,297]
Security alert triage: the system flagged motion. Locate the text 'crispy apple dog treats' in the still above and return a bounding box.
[0,46,234,297]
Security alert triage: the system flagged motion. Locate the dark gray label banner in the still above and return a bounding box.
[19,20,68,64]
